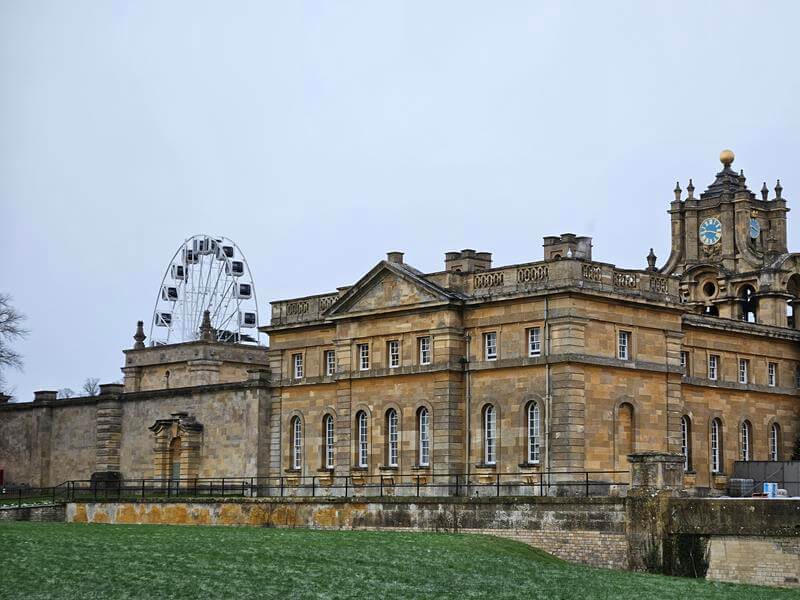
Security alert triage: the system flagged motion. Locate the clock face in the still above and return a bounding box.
[749,218,761,239]
[699,217,722,246]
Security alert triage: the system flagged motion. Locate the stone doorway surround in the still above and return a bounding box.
[149,412,204,480]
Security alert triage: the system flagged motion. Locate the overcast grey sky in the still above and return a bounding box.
[2,1,799,401]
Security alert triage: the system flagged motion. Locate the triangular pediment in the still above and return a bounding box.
[326,261,458,317]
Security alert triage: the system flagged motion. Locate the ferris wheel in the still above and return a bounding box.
[149,235,262,346]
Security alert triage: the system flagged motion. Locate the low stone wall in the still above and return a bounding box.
[66,496,628,569]
[0,504,65,522]
[705,537,800,588]
[667,498,800,588]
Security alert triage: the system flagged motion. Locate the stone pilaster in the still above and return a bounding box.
[334,338,352,477]
[431,327,465,475]
[548,316,587,472]
[266,349,284,479]
[665,331,684,454]
[95,400,123,474]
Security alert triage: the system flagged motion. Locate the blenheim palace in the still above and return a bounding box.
[2,150,799,493]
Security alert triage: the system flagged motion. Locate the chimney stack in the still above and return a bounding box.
[386,251,404,264]
[444,249,493,273]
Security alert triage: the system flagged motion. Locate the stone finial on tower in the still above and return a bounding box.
[686,179,695,199]
[133,320,146,349]
[738,169,747,191]
[673,181,681,202]
[761,182,769,201]
[720,148,735,167]
[775,179,783,200]
[199,310,215,342]
[646,248,657,271]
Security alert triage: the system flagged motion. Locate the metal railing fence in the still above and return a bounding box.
[2,470,631,504]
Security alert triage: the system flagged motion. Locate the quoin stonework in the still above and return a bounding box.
[1,150,799,493]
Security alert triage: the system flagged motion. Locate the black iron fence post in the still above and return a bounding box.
[416,475,420,497]
[344,476,349,498]
[280,477,284,498]
[585,472,589,497]
[221,477,225,497]
[311,476,316,498]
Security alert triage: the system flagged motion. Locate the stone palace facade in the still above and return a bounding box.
[1,150,798,492]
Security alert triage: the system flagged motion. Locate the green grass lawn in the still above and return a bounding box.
[0,523,794,599]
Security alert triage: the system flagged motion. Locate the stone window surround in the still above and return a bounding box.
[615,327,634,361]
[356,342,370,371]
[324,349,336,377]
[388,339,400,368]
[417,336,432,366]
[483,331,498,361]
[292,352,304,380]
[527,325,543,358]
[737,357,749,385]
[708,352,720,381]
[709,415,725,475]
[767,361,778,387]
[739,419,753,462]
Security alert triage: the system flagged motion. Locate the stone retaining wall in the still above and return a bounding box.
[66,497,628,569]
[706,537,800,588]
[0,504,65,522]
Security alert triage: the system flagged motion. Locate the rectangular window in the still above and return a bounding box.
[708,355,719,381]
[325,350,335,377]
[680,351,688,371]
[484,332,497,361]
[768,362,777,387]
[293,353,303,380]
[528,327,541,357]
[388,340,400,368]
[418,336,431,365]
[618,331,630,361]
[358,343,370,371]
[738,358,749,384]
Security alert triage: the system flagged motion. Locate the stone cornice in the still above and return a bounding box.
[683,313,800,341]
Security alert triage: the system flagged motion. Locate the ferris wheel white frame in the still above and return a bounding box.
[149,234,262,346]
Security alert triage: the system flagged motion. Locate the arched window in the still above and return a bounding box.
[680,415,692,472]
[484,404,496,465]
[356,411,368,468]
[738,285,757,323]
[740,420,752,462]
[527,402,540,464]
[291,416,302,470]
[616,402,635,468]
[386,409,399,467]
[323,414,335,469]
[418,407,430,467]
[711,418,723,474]
[770,423,781,461]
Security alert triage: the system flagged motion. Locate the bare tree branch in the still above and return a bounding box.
[82,377,100,396]
[57,388,75,399]
[0,294,28,393]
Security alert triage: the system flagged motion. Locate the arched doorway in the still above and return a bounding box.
[615,402,635,470]
[169,437,182,479]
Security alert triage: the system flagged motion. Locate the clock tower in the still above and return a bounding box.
[660,150,796,326]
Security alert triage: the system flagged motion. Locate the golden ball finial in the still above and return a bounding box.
[720,149,735,166]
